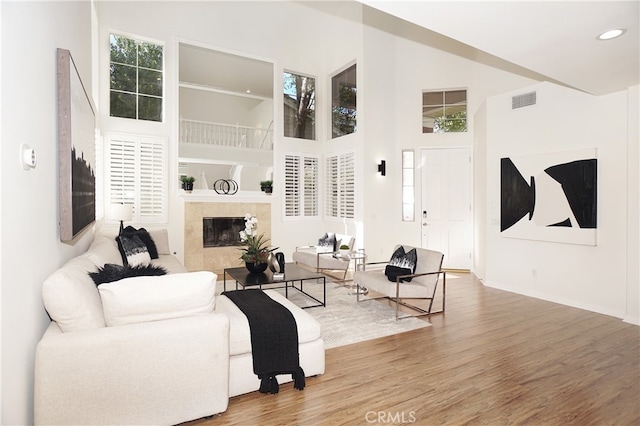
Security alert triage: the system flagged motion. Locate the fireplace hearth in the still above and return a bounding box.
[203,217,244,247]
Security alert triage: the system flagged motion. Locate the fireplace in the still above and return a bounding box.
[203,217,244,247]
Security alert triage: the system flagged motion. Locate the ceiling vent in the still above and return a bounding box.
[512,91,537,109]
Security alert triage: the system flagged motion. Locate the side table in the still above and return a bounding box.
[346,249,368,295]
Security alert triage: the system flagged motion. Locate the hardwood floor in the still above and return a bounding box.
[184,272,640,426]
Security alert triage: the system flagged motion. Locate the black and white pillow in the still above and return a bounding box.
[120,226,159,259]
[316,232,338,253]
[89,263,167,285]
[385,246,417,282]
[116,234,152,267]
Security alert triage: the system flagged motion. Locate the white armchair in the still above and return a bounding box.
[291,233,355,281]
[353,245,446,320]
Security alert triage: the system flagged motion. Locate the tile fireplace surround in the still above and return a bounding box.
[185,202,271,275]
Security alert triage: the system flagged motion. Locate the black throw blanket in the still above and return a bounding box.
[222,289,305,394]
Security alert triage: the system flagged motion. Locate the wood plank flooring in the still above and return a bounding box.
[183,272,640,426]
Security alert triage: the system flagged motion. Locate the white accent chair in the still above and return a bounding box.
[353,245,446,320]
[292,233,355,281]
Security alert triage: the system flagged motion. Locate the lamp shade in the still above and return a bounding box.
[111,203,133,222]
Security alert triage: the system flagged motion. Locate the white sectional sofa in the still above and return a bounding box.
[35,228,325,425]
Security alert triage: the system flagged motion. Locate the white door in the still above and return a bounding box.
[421,148,472,269]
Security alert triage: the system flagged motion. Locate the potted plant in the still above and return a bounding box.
[339,244,351,256]
[260,180,273,194]
[180,176,195,192]
[239,214,277,273]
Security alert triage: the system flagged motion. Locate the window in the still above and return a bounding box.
[422,89,467,133]
[402,150,415,221]
[106,133,167,222]
[284,153,319,218]
[325,151,355,219]
[110,34,163,122]
[331,64,357,138]
[283,71,315,140]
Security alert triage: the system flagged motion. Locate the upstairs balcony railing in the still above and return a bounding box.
[179,118,273,151]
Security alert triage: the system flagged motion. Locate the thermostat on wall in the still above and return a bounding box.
[21,143,37,170]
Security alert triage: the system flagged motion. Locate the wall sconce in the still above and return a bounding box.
[377,160,386,176]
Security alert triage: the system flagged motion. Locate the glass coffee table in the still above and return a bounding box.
[223,263,326,308]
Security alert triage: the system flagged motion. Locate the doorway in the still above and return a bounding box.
[420,148,473,270]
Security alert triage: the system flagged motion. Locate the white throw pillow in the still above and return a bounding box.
[98,271,217,327]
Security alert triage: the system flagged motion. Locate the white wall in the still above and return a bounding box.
[360,7,539,262]
[1,1,93,423]
[626,85,639,325]
[482,82,630,318]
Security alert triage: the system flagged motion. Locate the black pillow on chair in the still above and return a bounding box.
[384,246,417,282]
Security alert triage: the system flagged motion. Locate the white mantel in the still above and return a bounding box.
[181,189,277,203]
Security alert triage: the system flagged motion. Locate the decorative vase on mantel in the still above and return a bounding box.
[245,261,268,274]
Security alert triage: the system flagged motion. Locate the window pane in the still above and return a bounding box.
[110,92,136,119]
[110,64,136,92]
[423,106,444,120]
[402,169,414,186]
[138,68,162,96]
[283,72,316,140]
[138,96,162,122]
[443,104,466,116]
[403,204,414,222]
[331,64,357,138]
[110,34,136,65]
[138,41,163,70]
[445,90,466,104]
[422,91,443,106]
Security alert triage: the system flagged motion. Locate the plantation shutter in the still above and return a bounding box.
[325,151,355,220]
[284,153,319,218]
[339,152,355,219]
[106,133,167,223]
[303,157,319,216]
[325,155,339,218]
[285,155,300,217]
[138,137,166,219]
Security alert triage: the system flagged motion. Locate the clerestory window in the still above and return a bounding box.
[422,89,467,133]
[283,71,316,140]
[331,64,357,138]
[110,34,164,122]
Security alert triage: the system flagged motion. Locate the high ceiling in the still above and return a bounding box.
[178,1,639,98]
[358,0,639,96]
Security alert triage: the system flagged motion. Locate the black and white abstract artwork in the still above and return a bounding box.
[500,148,597,245]
[58,48,96,244]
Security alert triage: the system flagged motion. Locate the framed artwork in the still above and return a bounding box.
[500,148,597,246]
[57,48,96,244]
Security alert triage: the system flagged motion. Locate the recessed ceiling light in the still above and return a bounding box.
[246,89,252,94]
[597,28,626,40]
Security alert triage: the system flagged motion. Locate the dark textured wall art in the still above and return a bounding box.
[500,149,597,245]
[58,48,96,244]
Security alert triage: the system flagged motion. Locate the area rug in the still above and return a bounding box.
[216,280,430,349]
